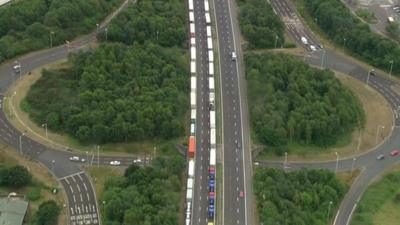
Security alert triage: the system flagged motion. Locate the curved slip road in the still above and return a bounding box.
[0,1,136,224]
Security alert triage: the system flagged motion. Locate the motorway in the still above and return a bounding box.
[0,1,134,225]
[213,0,253,225]
[191,0,212,224]
[266,0,400,224]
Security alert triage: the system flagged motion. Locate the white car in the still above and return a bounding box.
[133,159,142,163]
[231,51,237,61]
[310,45,317,51]
[301,36,308,45]
[69,156,85,162]
[110,160,121,166]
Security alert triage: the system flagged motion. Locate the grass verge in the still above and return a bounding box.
[257,69,393,162]
[351,167,400,225]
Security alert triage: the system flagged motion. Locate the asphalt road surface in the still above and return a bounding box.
[191,0,212,224]
[266,0,400,224]
[213,0,253,224]
[0,1,133,225]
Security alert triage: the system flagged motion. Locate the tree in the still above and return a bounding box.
[246,52,364,152]
[0,165,32,188]
[34,200,60,225]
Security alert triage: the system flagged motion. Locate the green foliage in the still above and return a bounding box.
[355,9,377,24]
[0,165,32,188]
[33,200,60,225]
[246,52,364,151]
[254,168,347,225]
[27,187,42,201]
[351,171,400,225]
[386,22,400,41]
[25,0,188,144]
[0,0,122,63]
[25,42,188,143]
[102,155,185,225]
[105,0,187,48]
[237,0,285,49]
[303,0,400,75]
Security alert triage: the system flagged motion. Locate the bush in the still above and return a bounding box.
[0,165,32,188]
[34,200,60,225]
[27,187,41,201]
[246,52,364,151]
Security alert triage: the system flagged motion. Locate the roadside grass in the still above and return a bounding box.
[336,169,361,187]
[84,166,123,199]
[355,8,378,24]
[0,142,66,224]
[256,69,393,162]
[351,169,400,225]
[4,61,185,156]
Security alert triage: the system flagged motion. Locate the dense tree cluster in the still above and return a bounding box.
[0,165,32,188]
[0,0,122,63]
[25,0,188,144]
[102,156,185,225]
[246,53,364,153]
[104,0,187,48]
[26,43,188,143]
[254,168,346,225]
[33,200,60,225]
[303,0,400,74]
[238,0,285,49]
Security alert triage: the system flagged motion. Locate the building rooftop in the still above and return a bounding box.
[0,195,28,225]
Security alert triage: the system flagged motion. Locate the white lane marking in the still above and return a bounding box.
[69,185,74,194]
[73,195,76,203]
[58,171,84,181]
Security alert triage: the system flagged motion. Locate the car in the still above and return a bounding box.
[377,154,385,160]
[301,36,308,45]
[69,156,85,162]
[254,162,260,166]
[310,45,317,51]
[239,191,244,198]
[231,51,237,61]
[133,159,142,163]
[209,180,215,192]
[370,69,376,76]
[110,160,121,165]
[390,150,399,156]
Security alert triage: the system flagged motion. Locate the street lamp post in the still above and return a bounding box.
[42,123,48,139]
[343,38,346,51]
[65,40,70,53]
[335,152,339,174]
[327,201,333,221]
[351,157,356,175]
[366,69,374,86]
[105,27,108,41]
[275,34,279,49]
[96,23,99,34]
[49,31,54,48]
[375,125,385,144]
[321,50,326,68]
[156,30,159,41]
[97,145,100,168]
[389,60,394,77]
[51,160,55,173]
[19,133,25,154]
[153,146,157,159]
[284,152,288,169]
